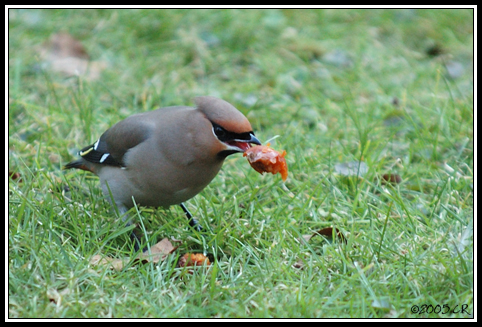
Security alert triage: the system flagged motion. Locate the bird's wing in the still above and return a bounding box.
[78,114,153,167]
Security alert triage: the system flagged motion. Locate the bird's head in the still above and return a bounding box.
[195,96,261,158]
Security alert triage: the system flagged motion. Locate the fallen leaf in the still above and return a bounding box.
[90,238,180,271]
[314,227,347,243]
[89,254,130,271]
[295,227,348,271]
[38,32,107,80]
[40,32,90,60]
[380,173,402,185]
[301,227,347,244]
[334,161,368,177]
[138,238,179,264]
[8,170,22,182]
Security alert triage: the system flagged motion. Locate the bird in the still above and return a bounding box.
[64,96,261,250]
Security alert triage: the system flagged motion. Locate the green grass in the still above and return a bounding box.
[8,8,474,318]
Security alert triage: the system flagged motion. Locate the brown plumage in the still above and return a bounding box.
[64,96,261,248]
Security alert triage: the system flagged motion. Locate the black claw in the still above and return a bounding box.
[189,217,203,232]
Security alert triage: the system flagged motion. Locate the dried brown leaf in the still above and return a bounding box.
[89,238,179,271]
[302,227,346,244]
[9,170,22,182]
[296,227,349,270]
[380,173,402,185]
[138,238,179,264]
[41,32,90,60]
[89,254,130,271]
[38,32,106,80]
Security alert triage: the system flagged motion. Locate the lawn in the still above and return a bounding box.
[8,8,474,319]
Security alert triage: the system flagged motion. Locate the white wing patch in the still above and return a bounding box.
[99,153,111,163]
[93,139,100,150]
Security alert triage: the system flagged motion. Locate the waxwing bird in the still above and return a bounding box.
[64,96,261,250]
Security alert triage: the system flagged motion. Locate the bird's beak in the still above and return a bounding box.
[226,133,261,152]
[245,133,262,146]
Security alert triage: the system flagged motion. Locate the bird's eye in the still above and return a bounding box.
[213,125,226,139]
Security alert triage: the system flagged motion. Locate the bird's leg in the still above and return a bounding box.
[117,205,144,252]
[179,203,203,231]
[180,203,208,256]
[126,221,143,252]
